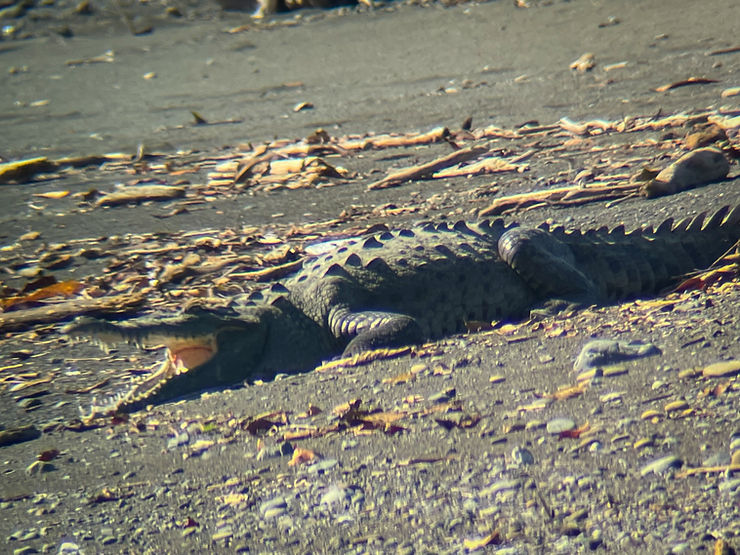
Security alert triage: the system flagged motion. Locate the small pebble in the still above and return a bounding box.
[546,417,575,434]
[640,455,683,476]
[702,360,740,378]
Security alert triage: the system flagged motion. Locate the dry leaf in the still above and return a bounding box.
[289,447,317,466]
[559,422,591,439]
[463,530,502,550]
[674,263,739,292]
[655,77,719,92]
[293,102,313,112]
[332,398,362,417]
[434,414,481,430]
[541,381,589,401]
[0,280,84,310]
[570,52,595,72]
[32,190,70,199]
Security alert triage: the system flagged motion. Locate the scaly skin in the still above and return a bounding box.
[65,205,740,417]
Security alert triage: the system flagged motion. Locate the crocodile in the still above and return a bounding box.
[66,205,740,417]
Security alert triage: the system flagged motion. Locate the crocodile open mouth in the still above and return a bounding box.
[165,338,218,372]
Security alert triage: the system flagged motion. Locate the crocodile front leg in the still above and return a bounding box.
[328,305,423,355]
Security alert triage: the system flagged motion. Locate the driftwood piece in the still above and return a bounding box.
[0,292,146,331]
[339,126,450,151]
[96,185,186,207]
[367,145,489,191]
[479,183,640,216]
[228,259,304,282]
[0,157,58,184]
[433,156,525,178]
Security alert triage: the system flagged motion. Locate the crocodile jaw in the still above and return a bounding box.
[166,338,218,372]
[77,336,220,420]
[65,316,241,419]
[65,308,279,419]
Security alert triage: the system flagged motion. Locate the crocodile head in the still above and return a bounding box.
[64,307,271,418]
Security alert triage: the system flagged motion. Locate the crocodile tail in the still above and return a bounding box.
[556,204,740,300]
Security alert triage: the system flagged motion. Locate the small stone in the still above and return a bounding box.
[645,148,730,197]
[260,496,287,518]
[57,541,82,553]
[589,529,603,550]
[525,420,545,431]
[566,508,588,522]
[640,455,682,476]
[599,391,624,404]
[511,446,534,465]
[481,479,521,497]
[633,437,655,450]
[701,452,730,467]
[603,366,628,377]
[256,442,293,460]
[678,368,701,379]
[341,439,358,450]
[732,451,740,466]
[320,484,352,507]
[211,525,233,542]
[16,398,42,410]
[719,478,740,493]
[574,339,659,372]
[308,458,338,475]
[20,530,39,541]
[166,432,189,450]
[502,421,526,434]
[731,431,740,451]
[428,388,456,403]
[641,409,662,421]
[560,521,581,536]
[611,433,630,444]
[546,417,575,434]
[651,379,667,390]
[576,368,602,382]
[19,231,40,241]
[702,360,740,378]
[664,400,689,413]
[538,353,554,364]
